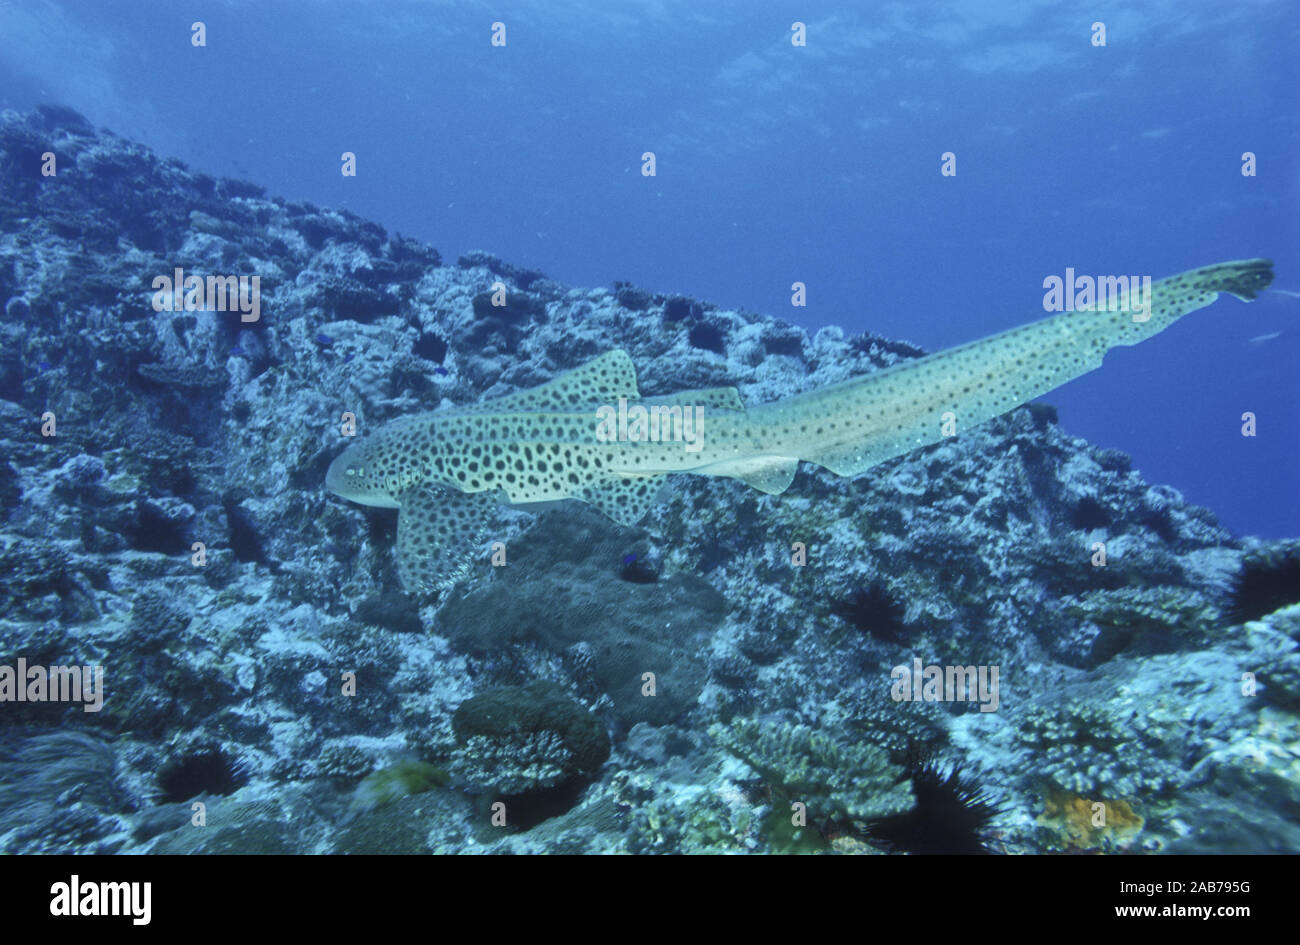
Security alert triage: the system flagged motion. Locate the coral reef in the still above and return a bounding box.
[0,106,1296,853]
[710,718,914,830]
[450,681,610,796]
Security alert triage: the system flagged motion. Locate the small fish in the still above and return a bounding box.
[1247,331,1282,344]
[622,553,637,566]
[37,361,52,372]
[230,345,246,357]
[315,333,333,346]
[434,366,449,377]
[343,353,355,364]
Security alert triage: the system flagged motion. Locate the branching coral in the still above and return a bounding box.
[710,718,913,829]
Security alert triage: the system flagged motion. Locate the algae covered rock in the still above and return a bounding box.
[351,761,450,811]
[436,507,723,726]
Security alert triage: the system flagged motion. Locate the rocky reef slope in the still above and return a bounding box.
[1,106,1297,854]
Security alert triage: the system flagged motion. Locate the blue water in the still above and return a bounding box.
[2,0,1295,536]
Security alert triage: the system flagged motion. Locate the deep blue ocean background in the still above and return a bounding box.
[1,0,1295,536]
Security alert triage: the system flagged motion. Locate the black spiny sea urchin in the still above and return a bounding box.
[829,580,909,644]
[1227,544,1300,625]
[861,759,1002,855]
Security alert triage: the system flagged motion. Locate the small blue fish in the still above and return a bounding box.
[622,553,637,566]
[230,345,245,357]
[434,366,449,376]
[38,361,52,372]
[315,333,333,346]
[343,353,355,364]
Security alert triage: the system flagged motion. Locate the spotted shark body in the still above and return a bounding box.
[327,258,1273,594]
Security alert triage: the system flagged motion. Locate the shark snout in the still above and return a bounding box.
[324,448,354,497]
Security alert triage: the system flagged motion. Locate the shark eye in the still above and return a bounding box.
[348,467,362,477]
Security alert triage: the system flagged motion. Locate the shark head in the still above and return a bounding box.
[326,440,403,508]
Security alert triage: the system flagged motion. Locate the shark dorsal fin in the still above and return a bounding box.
[463,349,639,412]
[642,386,745,412]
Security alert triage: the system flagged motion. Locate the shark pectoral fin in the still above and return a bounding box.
[396,484,499,595]
[642,386,745,411]
[578,474,668,526]
[695,456,800,495]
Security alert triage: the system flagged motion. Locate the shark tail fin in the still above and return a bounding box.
[1110,258,1274,347]
[795,258,1274,478]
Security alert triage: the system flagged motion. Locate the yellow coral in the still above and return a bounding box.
[1037,789,1143,850]
[351,761,449,812]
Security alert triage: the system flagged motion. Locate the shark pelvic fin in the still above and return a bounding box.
[693,456,800,494]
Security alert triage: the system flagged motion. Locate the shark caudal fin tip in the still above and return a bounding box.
[1204,258,1274,301]
[1238,258,1274,300]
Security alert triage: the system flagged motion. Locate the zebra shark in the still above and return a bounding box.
[327,258,1273,594]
